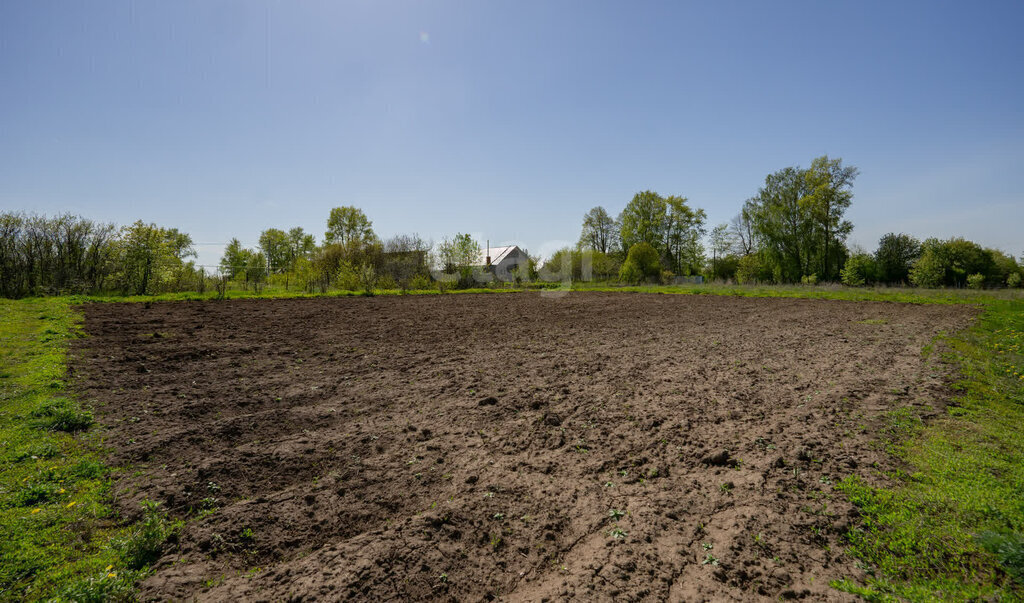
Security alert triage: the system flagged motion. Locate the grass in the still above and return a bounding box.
[831,298,1024,600]
[0,298,179,601]
[2,281,1023,600]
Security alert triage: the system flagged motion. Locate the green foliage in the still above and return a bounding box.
[841,253,877,287]
[1009,272,1022,288]
[579,206,618,254]
[618,191,706,275]
[746,156,857,282]
[875,233,922,284]
[436,233,481,288]
[325,206,376,247]
[735,253,772,284]
[30,399,94,432]
[114,501,182,570]
[618,243,661,284]
[800,273,818,285]
[968,272,986,290]
[834,299,1024,599]
[909,248,946,288]
[0,299,153,601]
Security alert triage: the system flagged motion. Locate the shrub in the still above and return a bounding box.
[409,274,432,291]
[618,243,661,284]
[841,254,876,287]
[618,260,644,285]
[801,273,818,286]
[660,270,675,285]
[967,273,986,290]
[1008,272,1022,288]
[909,250,945,288]
[735,254,771,284]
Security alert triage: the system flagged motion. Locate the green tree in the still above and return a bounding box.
[875,233,922,284]
[709,223,734,280]
[325,206,376,247]
[117,221,195,295]
[579,206,618,254]
[664,196,706,276]
[436,233,481,287]
[287,227,316,268]
[801,155,858,281]
[619,191,668,254]
[841,253,877,287]
[258,228,291,273]
[220,238,248,280]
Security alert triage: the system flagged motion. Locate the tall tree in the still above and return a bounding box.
[259,228,291,272]
[579,206,618,254]
[749,166,814,282]
[325,206,376,247]
[729,200,757,256]
[709,223,733,279]
[801,155,858,281]
[663,195,706,275]
[618,191,668,253]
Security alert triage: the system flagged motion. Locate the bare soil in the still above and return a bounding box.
[70,292,976,601]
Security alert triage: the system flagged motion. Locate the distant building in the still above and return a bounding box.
[474,245,529,281]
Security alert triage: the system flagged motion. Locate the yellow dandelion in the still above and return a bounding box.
[107,572,117,578]
[31,508,41,514]
[66,501,76,509]
[57,488,65,494]
[105,565,114,572]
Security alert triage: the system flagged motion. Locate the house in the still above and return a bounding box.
[474,245,529,281]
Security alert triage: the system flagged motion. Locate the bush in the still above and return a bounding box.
[618,260,644,285]
[801,273,818,286]
[1008,272,1022,288]
[618,243,661,284]
[409,274,432,291]
[841,254,876,287]
[909,250,945,288]
[735,254,772,284]
[967,273,986,290]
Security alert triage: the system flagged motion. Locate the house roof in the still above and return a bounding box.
[474,245,519,266]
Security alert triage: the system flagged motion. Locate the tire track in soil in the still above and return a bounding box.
[70,293,976,601]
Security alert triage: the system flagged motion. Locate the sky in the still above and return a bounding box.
[1,0,1022,267]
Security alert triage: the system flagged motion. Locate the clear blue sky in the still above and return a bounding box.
[2,0,1022,267]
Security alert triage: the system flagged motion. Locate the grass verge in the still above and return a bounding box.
[0,298,179,601]
[831,298,1024,600]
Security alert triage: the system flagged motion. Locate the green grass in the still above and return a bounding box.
[0,298,179,601]
[831,299,1024,601]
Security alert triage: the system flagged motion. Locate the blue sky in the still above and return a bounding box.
[1,0,1022,266]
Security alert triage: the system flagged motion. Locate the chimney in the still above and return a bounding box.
[486,239,491,266]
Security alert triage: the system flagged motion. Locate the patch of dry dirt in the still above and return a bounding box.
[70,293,976,601]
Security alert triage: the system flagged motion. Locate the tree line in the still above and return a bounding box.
[1,155,1021,298]
[571,155,1022,289]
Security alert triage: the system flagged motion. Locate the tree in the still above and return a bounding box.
[619,191,668,254]
[709,223,734,281]
[801,156,858,281]
[325,206,376,247]
[748,166,814,282]
[875,233,921,284]
[287,227,316,268]
[220,238,248,280]
[579,206,618,254]
[118,221,195,295]
[841,253,877,287]
[729,201,757,256]
[663,196,706,276]
[436,233,481,287]
[258,228,291,273]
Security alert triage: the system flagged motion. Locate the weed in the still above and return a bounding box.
[608,509,626,521]
[609,527,627,540]
[114,501,183,570]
